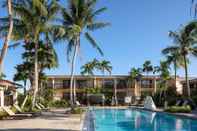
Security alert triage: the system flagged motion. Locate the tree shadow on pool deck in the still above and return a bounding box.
[0,129,78,131]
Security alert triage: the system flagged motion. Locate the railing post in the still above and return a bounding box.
[0,87,4,107]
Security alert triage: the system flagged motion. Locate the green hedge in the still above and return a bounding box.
[165,106,191,113]
[49,100,68,108]
[0,110,8,119]
[70,107,84,114]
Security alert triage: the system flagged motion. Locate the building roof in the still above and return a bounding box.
[0,79,22,90]
[46,75,160,79]
[181,78,197,83]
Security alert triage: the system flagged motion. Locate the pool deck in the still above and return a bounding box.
[0,109,85,131]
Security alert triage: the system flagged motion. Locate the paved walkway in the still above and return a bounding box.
[0,109,82,131]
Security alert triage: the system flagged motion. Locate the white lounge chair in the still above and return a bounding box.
[2,106,32,117]
[35,103,42,110]
[14,104,23,113]
[76,101,81,106]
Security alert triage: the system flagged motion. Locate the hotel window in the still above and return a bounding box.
[141,80,152,88]
[47,81,53,88]
[76,80,88,88]
[63,80,70,88]
[117,79,127,89]
[104,79,114,88]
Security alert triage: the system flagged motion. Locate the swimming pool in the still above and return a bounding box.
[91,108,197,131]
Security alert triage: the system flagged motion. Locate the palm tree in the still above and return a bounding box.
[81,59,99,76]
[162,48,185,83]
[0,0,60,108]
[59,0,110,105]
[128,68,142,97]
[162,21,197,97]
[191,0,197,18]
[97,60,112,75]
[142,60,153,76]
[13,64,29,95]
[0,0,13,77]
[14,40,58,95]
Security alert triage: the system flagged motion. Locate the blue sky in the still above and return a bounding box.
[0,0,197,81]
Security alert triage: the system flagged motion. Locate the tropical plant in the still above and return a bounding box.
[13,40,58,102]
[162,21,197,97]
[142,60,153,76]
[0,0,13,77]
[128,67,142,96]
[153,61,171,106]
[162,48,185,82]
[57,0,110,106]
[0,0,60,108]
[13,64,29,95]
[191,0,197,18]
[97,60,112,75]
[129,68,142,82]
[81,59,99,76]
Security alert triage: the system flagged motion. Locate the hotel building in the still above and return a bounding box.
[46,75,183,104]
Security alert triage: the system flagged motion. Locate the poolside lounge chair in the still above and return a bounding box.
[35,103,42,110]
[13,104,23,113]
[2,106,32,117]
[144,96,156,110]
[175,100,182,106]
[76,101,81,106]
[38,103,49,110]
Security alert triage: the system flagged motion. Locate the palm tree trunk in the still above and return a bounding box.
[174,61,177,87]
[24,80,27,95]
[32,42,39,109]
[69,37,79,106]
[183,55,190,98]
[0,0,13,76]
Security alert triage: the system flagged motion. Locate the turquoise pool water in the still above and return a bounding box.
[93,108,197,131]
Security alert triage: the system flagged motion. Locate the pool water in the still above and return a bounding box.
[93,108,197,131]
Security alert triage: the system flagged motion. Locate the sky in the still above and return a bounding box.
[0,0,197,81]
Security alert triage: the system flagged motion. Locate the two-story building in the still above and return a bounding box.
[46,75,182,104]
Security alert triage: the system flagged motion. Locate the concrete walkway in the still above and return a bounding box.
[0,109,82,131]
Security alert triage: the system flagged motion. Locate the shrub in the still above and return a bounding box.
[192,95,197,105]
[21,96,33,112]
[49,100,68,108]
[70,107,84,114]
[17,93,26,107]
[0,110,8,119]
[11,106,18,113]
[165,106,191,113]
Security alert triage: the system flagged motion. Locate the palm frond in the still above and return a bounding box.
[87,22,110,31]
[66,39,75,62]
[92,7,107,18]
[85,32,103,56]
[32,0,48,16]
[162,46,179,55]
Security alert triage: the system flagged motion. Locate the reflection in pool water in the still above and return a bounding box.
[93,109,197,131]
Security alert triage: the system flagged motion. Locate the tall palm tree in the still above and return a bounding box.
[128,68,142,97]
[162,49,185,83]
[191,0,197,18]
[97,60,112,75]
[14,40,58,95]
[142,60,153,76]
[162,21,197,97]
[154,61,170,104]
[0,0,13,77]
[0,0,60,108]
[13,64,29,95]
[59,0,110,105]
[81,59,99,76]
